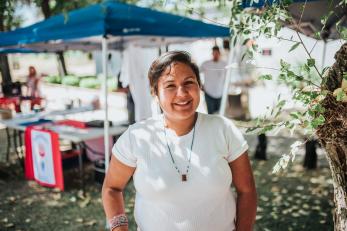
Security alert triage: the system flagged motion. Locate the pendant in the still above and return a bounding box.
[181,174,187,182]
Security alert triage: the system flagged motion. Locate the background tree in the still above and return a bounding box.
[0,0,22,84]
[226,1,346,230]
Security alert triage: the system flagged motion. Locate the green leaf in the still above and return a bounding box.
[258,74,272,80]
[289,42,300,52]
[277,100,286,108]
[246,126,259,133]
[294,75,304,81]
[311,104,325,114]
[264,27,272,34]
[242,38,250,45]
[322,67,330,76]
[280,59,290,70]
[314,31,321,40]
[343,72,347,80]
[336,90,346,101]
[290,112,301,119]
[233,36,238,46]
[311,115,325,128]
[303,64,310,73]
[307,59,315,67]
[259,124,275,134]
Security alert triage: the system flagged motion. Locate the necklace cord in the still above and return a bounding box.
[163,119,196,176]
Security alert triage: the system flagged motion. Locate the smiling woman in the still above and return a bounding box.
[102,51,257,231]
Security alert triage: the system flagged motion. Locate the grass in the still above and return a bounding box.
[0,135,334,231]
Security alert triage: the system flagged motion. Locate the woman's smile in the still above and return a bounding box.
[157,62,200,121]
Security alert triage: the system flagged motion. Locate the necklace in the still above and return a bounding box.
[163,119,196,182]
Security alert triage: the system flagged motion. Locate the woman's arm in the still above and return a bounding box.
[102,155,136,231]
[229,152,257,231]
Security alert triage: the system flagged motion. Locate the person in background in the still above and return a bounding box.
[200,45,227,114]
[102,51,257,231]
[26,66,40,98]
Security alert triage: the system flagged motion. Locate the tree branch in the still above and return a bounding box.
[295,31,323,80]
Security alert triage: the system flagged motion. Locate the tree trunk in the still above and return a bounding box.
[57,51,67,75]
[41,0,51,19]
[40,0,67,76]
[0,55,12,84]
[0,0,12,84]
[317,43,347,231]
[324,143,347,231]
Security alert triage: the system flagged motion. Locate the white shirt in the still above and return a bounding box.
[120,45,157,122]
[113,112,248,231]
[200,59,227,98]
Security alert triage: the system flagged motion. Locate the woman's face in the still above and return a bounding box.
[157,62,200,121]
[29,67,36,76]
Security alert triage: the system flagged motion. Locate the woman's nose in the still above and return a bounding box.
[176,85,189,96]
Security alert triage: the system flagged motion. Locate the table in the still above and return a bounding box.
[0,107,128,192]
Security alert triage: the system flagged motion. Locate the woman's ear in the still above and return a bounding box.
[154,95,160,104]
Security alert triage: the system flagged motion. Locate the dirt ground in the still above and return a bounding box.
[0,129,334,231]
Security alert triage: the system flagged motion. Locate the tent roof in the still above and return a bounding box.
[0,48,39,54]
[0,1,230,48]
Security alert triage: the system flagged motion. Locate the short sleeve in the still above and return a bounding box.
[112,127,137,167]
[223,118,249,162]
[200,61,206,73]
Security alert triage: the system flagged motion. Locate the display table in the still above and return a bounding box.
[0,107,128,191]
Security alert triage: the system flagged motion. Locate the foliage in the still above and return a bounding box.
[227,0,347,174]
[31,0,104,18]
[0,0,22,31]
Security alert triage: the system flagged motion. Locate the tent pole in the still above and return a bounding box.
[102,36,110,172]
[321,41,327,70]
[219,54,233,115]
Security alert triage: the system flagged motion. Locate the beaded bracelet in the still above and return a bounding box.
[109,214,128,231]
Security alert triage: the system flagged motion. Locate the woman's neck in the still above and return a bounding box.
[164,113,197,136]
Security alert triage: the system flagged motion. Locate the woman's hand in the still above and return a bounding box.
[102,155,135,227]
[229,152,257,231]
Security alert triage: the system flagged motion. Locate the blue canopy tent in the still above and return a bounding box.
[0,48,39,54]
[0,1,230,170]
[0,1,229,47]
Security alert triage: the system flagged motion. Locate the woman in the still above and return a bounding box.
[26,66,40,97]
[102,51,257,231]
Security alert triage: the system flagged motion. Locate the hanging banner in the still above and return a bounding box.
[25,127,64,191]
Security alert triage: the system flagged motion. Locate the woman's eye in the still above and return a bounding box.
[165,84,176,88]
[185,81,195,85]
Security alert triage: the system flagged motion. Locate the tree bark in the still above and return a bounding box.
[317,43,347,231]
[324,143,347,231]
[41,0,52,19]
[39,0,68,75]
[0,0,12,83]
[57,51,67,75]
[0,55,12,84]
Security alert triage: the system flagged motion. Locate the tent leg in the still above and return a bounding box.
[102,37,110,172]
[321,41,327,70]
[219,52,234,116]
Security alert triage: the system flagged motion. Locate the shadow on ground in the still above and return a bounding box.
[0,130,333,231]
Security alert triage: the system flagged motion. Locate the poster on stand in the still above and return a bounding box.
[25,127,64,191]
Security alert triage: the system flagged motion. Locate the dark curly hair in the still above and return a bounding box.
[148,51,201,95]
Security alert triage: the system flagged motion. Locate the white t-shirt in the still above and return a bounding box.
[200,59,227,98]
[120,45,157,122]
[113,112,249,231]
